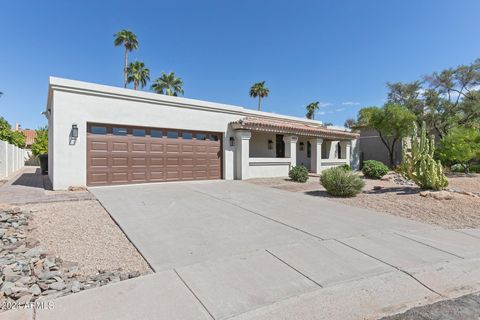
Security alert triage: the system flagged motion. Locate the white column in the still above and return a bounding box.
[339,140,352,163]
[283,135,298,168]
[329,141,339,159]
[235,130,251,180]
[310,138,323,173]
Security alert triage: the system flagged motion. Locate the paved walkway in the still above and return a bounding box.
[3,181,480,320]
[0,167,94,205]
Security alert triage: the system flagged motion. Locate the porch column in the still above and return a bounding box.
[283,135,298,168]
[339,140,352,163]
[309,138,323,173]
[235,130,251,180]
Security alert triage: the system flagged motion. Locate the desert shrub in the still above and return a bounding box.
[469,164,480,173]
[362,160,389,179]
[31,127,48,156]
[450,164,465,172]
[289,165,309,183]
[340,164,351,171]
[320,167,365,197]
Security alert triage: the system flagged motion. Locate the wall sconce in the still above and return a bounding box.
[299,142,304,151]
[229,136,235,147]
[71,124,78,138]
[69,124,79,146]
[268,139,273,150]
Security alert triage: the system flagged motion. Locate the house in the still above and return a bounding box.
[14,124,37,148]
[45,77,359,190]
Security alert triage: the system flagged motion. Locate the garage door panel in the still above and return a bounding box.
[87,125,222,186]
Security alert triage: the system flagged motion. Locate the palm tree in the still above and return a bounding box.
[151,72,184,96]
[127,61,150,90]
[306,101,320,120]
[249,81,269,111]
[114,29,139,88]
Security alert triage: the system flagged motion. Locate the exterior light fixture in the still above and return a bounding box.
[268,139,273,150]
[71,124,79,138]
[299,142,304,151]
[229,136,235,147]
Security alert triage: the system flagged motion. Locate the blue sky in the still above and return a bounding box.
[1,0,479,129]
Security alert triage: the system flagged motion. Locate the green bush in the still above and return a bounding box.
[320,167,365,197]
[31,127,48,156]
[289,165,309,183]
[450,164,466,173]
[340,164,351,171]
[469,164,480,173]
[362,160,389,179]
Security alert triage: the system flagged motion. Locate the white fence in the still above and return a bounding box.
[0,140,27,179]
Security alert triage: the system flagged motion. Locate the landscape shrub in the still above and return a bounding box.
[320,167,365,197]
[362,160,389,179]
[469,164,480,173]
[289,165,309,183]
[450,164,465,172]
[340,164,351,171]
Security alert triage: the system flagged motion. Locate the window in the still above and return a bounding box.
[182,132,193,139]
[91,126,107,134]
[209,134,219,141]
[196,133,207,140]
[307,141,311,158]
[133,129,146,137]
[113,128,127,136]
[276,134,285,158]
[151,130,163,138]
[167,131,178,139]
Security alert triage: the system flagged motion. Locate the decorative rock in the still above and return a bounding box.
[49,281,66,291]
[28,284,41,295]
[373,185,383,191]
[420,190,454,200]
[70,281,81,293]
[16,294,32,305]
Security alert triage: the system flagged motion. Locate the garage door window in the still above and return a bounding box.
[151,130,163,138]
[167,131,178,139]
[196,133,207,140]
[209,134,219,141]
[133,129,146,137]
[91,126,107,134]
[182,132,193,139]
[113,128,127,136]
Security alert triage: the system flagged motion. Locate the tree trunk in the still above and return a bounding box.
[134,81,138,90]
[124,49,128,88]
[258,97,261,111]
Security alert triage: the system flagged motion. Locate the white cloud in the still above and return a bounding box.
[319,102,332,108]
[335,108,346,112]
[341,101,360,106]
[316,111,326,115]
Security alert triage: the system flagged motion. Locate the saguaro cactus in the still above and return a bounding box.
[400,122,448,190]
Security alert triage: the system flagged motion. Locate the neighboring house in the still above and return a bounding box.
[14,123,37,149]
[358,128,403,167]
[45,77,359,190]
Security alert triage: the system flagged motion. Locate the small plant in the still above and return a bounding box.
[362,160,389,179]
[320,167,365,197]
[340,164,351,171]
[450,164,465,173]
[289,165,309,183]
[469,164,480,173]
[400,122,448,190]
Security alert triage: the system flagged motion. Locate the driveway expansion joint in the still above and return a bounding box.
[394,232,465,259]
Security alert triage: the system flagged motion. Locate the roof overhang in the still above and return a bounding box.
[230,117,359,140]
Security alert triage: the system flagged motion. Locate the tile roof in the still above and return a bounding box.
[22,130,37,146]
[230,117,359,139]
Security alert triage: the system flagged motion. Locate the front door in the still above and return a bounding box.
[276,134,285,158]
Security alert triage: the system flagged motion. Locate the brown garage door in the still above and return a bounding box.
[87,123,222,186]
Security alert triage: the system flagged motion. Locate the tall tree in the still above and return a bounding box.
[305,101,320,119]
[151,72,184,96]
[114,29,139,88]
[357,103,416,167]
[249,81,269,111]
[127,61,150,90]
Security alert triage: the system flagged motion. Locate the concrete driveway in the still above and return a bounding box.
[34,181,480,320]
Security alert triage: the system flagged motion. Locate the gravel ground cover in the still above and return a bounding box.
[247,173,480,229]
[23,200,151,274]
[379,292,480,320]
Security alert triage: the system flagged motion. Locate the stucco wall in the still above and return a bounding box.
[296,137,310,169]
[249,132,277,158]
[359,128,402,167]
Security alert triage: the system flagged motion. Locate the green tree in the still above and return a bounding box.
[114,29,139,88]
[305,101,320,120]
[151,72,184,96]
[249,81,269,111]
[31,126,48,156]
[437,126,480,173]
[357,103,416,167]
[127,61,150,90]
[0,117,25,147]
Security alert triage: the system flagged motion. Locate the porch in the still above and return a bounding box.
[230,117,359,179]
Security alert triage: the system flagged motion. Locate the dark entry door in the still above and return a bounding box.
[276,134,285,158]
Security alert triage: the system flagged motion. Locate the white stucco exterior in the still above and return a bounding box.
[46,77,357,190]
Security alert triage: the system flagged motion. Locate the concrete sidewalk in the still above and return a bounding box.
[5,180,480,320]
